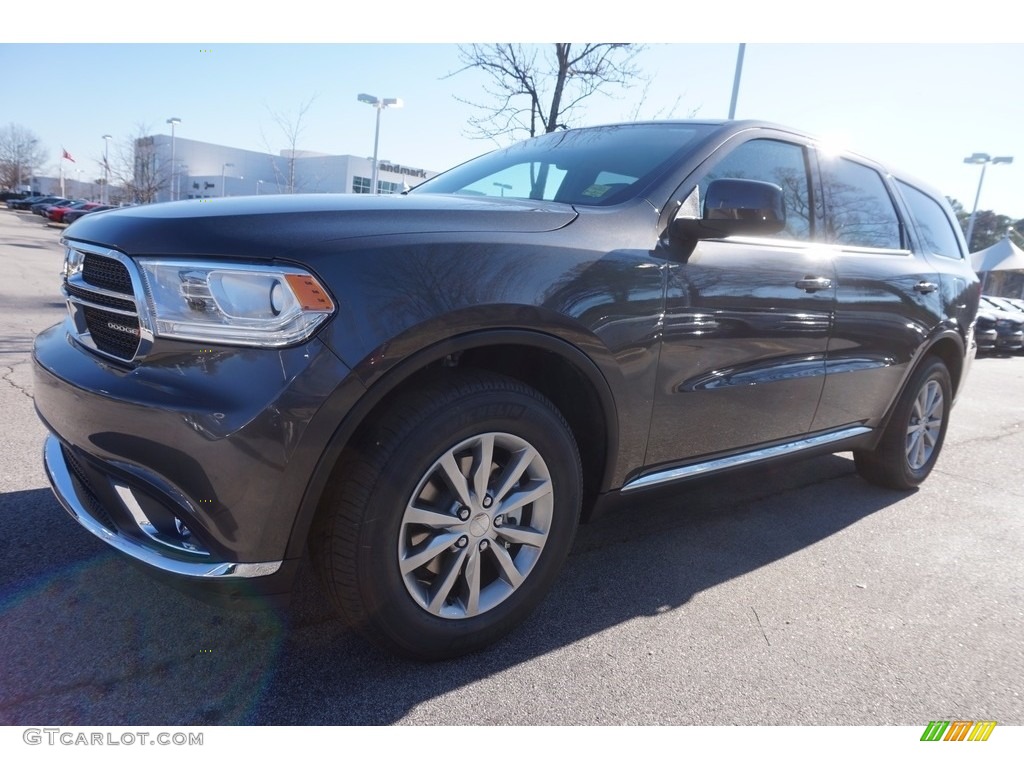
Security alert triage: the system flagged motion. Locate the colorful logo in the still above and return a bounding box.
[920,721,997,741]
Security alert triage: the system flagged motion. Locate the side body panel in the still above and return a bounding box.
[646,238,834,467]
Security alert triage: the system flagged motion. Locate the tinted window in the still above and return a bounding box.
[896,181,964,259]
[821,157,902,250]
[702,139,813,241]
[413,123,716,206]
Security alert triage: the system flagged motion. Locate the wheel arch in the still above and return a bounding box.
[869,330,966,449]
[920,331,967,399]
[288,329,620,560]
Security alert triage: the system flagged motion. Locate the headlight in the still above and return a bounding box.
[137,260,335,347]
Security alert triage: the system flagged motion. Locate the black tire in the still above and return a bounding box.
[311,369,582,660]
[854,357,952,490]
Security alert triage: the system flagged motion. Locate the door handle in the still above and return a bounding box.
[795,276,833,293]
[914,281,938,294]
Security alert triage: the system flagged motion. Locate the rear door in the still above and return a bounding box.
[810,155,944,431]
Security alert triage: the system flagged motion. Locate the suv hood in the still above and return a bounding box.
[62,194,578,258]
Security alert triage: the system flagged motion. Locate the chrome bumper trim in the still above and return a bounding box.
[622,426,873,492]
[43,434,282,579]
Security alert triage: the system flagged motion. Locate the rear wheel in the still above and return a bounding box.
[854,357,951,490]
[311,370,582,660]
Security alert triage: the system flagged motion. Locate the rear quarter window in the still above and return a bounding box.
[896,180,965,259]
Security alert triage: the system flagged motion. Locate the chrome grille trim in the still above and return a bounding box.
[61,239,155,363]
[63,287,138,315]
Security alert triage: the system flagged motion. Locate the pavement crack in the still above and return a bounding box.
[952,425,1023,448]
[932,466,1024,498]
[1,365,33,400]
[751,606,771,647]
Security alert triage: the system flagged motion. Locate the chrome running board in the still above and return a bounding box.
[622,426,872,493]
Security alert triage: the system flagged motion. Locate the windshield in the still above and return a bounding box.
[412,123,716,206]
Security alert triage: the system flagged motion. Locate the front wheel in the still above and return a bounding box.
[854,357,952,490]
[311,370,582,660]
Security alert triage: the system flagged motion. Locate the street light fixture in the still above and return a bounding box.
[166,118,181,201]
[964,152,1013,250]
[102,134,112,205]
[221,163,235,197]
[358,93,403,195]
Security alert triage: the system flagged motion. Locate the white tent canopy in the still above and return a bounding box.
[971,237,1024,273]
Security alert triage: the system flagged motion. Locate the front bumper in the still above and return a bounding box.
[44,434,284,579]
[34,322,359,602]
[995,332,1022,352]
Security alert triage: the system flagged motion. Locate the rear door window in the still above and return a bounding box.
[820,157,903,250]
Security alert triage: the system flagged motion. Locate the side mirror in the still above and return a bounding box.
[674,178,786,240]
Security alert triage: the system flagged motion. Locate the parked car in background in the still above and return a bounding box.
[978,296,1024,353]
[47,201,102,223]
[61,204,116,224]
[0,191,34,204]
[974,308,999,353]
[984,295,1024,315]
[10,195,60,211]
[1002,297,1024,315]
[33,198,76,217]
[34,119,980,659]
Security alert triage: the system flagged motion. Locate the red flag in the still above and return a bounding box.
[62,148,76,163]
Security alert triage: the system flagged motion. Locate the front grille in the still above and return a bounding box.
[83,253,133,293]
[82,305,141,359]
[63,245,145,363]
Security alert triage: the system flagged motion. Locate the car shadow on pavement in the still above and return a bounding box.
[0,454,911,725]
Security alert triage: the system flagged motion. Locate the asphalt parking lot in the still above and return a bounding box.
[0,207,1021,726]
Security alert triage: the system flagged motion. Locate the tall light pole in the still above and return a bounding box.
[358,93,403,194]
[964,152,1013,251]
[166,117,181,202]
[221,162,234,198]
[257,179,264,195]
[101,134,112,204]
[728,43,746,120]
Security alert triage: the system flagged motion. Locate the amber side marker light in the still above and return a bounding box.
[285,274,335,312]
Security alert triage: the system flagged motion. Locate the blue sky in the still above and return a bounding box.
[3,8,1023,219]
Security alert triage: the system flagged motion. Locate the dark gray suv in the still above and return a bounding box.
[34,120,979,659]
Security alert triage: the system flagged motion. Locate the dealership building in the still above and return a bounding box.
[134,134,438,202]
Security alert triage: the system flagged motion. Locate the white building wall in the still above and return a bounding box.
[141,135,437,202]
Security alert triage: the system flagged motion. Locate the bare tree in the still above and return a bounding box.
[107,124,169,204]
[450,44,644,141]
[0,123,48,191]
[626,79,696,122]
[261,96,317,193]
